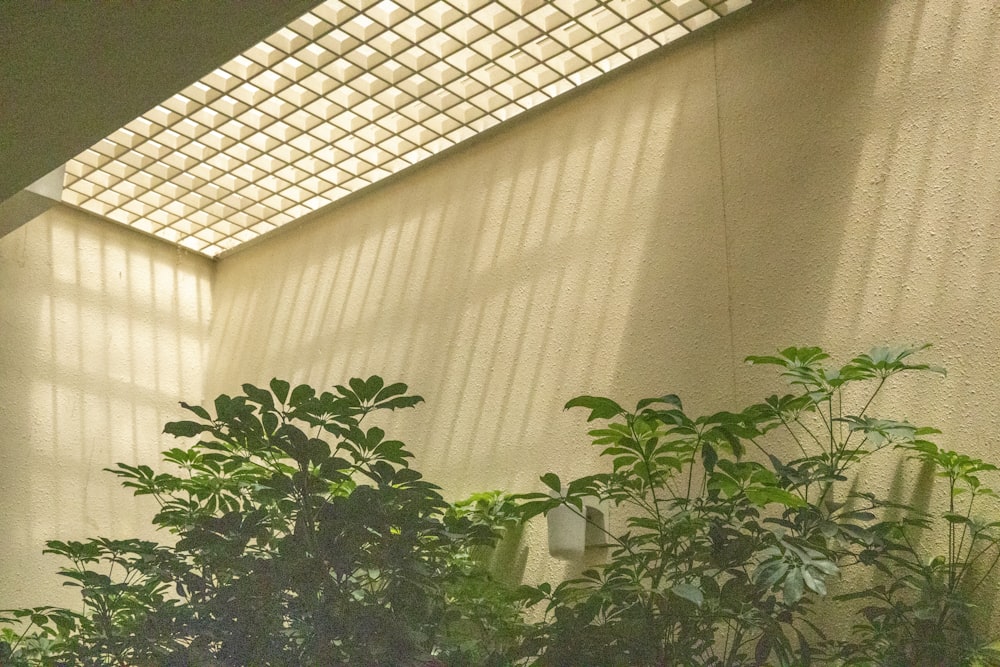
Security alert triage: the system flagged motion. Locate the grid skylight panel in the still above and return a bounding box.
[61,0,753,257]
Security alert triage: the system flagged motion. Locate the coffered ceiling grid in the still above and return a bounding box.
[61,0,753,257]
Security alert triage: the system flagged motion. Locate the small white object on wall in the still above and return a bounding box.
[547,498,607,560]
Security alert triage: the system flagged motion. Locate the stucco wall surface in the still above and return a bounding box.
[206,0,1000,587]
[207,29,735,584]
[6,0,1000,618]
[717,0,1000,541]
[721,0,1000,388]
[0,206,213,608]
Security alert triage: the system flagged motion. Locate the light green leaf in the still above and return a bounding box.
[783,568,804,603]
[671,582,704,607]
[564,396,625,421]
[745,486,807,508]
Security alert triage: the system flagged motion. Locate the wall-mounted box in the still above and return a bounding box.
[547,499,607,560]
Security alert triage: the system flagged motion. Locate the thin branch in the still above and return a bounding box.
[842,377,886,450]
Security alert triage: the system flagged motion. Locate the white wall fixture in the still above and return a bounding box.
[547,498,607,560]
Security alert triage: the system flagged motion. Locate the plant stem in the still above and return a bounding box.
[631,416,667,590]
[968,543,1000,595]
[827,395,835,460]
[793,416,826,454]
[842,378,886,451]
[777,414,810,459]
[955,491,976,579]
[833,436,872,482]
[948,474,957,591]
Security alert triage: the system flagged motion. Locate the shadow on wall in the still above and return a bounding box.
[204,0,1000,593]
[704,0,897,383]
[709,0,1000,418]
[706,0,1000,630]
[709,0,1000,531]
[816,0,1000,452]
[208,29,738,503]
[0,206,212,609]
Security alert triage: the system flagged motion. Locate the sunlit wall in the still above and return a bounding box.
[0,206,213,608]
[713,1,1000,560]
[207,0,1000,587]
[6,0,1000,611]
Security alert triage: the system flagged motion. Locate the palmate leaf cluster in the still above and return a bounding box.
[513,345,1000,667]
[0,377,526,667]
[6,346,1000,667]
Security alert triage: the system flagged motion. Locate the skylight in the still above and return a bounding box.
[61,0,752,257]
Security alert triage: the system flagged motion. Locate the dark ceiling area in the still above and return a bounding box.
[0,1,322,203]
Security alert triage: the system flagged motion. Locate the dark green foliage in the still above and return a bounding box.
[514,345,1000,666]
[0,377,528,666]
[6,347,1000,667]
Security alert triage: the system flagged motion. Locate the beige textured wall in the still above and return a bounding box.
[722,0,1000,376]
[0,206,213,608]
[207,25,735,583]
[6,0,1000,613]
[719,0,1000,524]
[207,0,1000,586]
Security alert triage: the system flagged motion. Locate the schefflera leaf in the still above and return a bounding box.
[565,396,625,421]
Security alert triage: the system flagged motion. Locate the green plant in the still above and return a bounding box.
[7,348,1000,667]
[0,377,527,666]
[438,491,532,667]
[514,345,1000,666]
[829,445,1000,666]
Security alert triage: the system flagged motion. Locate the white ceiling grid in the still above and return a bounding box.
[61,0,752,257]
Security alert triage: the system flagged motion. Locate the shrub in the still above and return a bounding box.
[515,345,1000,666]
[7,347,1000,666]
[1,377,525,666]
